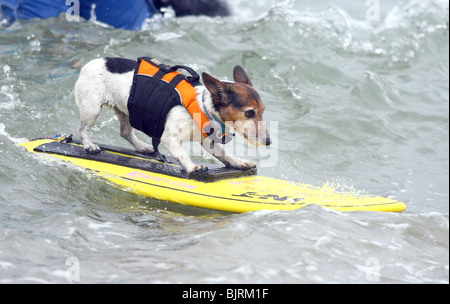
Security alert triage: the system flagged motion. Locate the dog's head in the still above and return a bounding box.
[202,66,271,146]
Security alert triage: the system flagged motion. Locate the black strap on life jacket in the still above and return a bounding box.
[127,57,201,155]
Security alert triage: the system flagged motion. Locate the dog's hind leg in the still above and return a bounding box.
[76,98,102,153]
[113,108,154,154]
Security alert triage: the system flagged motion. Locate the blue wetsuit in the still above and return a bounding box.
[0,0,159,30]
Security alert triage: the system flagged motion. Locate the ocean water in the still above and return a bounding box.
[0,0,448,284]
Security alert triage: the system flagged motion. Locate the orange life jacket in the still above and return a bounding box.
[127,57,233,152]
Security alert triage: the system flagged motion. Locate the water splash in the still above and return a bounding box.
[0,122,27,144]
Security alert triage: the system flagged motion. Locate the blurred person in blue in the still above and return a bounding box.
[0,0,230,30]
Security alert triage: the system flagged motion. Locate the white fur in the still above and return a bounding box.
[74,58,254,173]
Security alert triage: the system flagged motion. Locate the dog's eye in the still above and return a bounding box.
[245,109,256,119]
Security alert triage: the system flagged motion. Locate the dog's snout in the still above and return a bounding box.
[265,136,272,146]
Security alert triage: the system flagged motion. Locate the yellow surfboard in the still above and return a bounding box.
[19,136,406,213]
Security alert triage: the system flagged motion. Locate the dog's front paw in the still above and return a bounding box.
[245,160,257,169]
[192,164,209,173]
[185,164,209,175]
[135,143,154,154]
[84,143,101,154]
[239,160,256,171]
[225,158,256,171]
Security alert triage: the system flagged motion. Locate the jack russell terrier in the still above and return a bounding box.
[74,57,271,174]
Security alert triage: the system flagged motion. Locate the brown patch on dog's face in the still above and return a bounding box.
[203,68,271,146]
[219,86,270,146]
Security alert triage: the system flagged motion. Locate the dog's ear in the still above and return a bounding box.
[233,65,253,87]
[203,72,229,106]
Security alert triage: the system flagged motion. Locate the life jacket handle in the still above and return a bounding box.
[166,65,201,85]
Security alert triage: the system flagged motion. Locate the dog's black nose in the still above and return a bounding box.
[265,136,272,146]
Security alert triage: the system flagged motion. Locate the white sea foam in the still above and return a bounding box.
[0,122,27,144]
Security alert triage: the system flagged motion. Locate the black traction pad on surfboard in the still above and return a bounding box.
[33,140,257,182]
